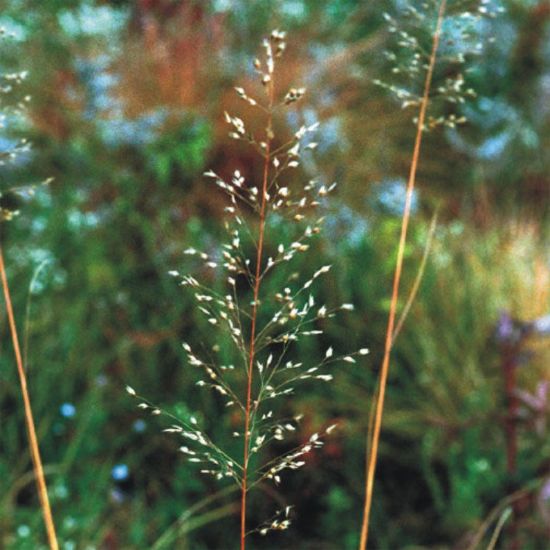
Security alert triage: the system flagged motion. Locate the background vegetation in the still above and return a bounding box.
[0,1,548,548]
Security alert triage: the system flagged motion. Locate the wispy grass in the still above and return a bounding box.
[128,30,366,548]
[359,2,448,546]
[359,0,507,544]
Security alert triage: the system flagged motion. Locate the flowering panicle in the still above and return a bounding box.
[128,30,368,544]
[375,0,504,129]
[0,27,51,222]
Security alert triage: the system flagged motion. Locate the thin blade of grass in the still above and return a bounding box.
[466,479,541,550]
[23,259,50,371]
[392,210,439,343]
[152,486,238,550]
[486,507,512,550]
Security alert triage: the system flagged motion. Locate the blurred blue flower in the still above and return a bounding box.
[17,525,30,538]
[281,0,307,21]
[98,107,169,148]
[110,487,126,504]
[375,178,418,216]
[324,205,369,249]
[532,315,550,336]
[133,419,146,433]
[60,403,76,418]
[95,374,108,387]
[112,463,129,481]
[58,5,129,38]
[477,132,512,160]
[54,483,69,500]
[213,0,232,12]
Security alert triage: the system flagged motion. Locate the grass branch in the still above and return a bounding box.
[392,209,439,343]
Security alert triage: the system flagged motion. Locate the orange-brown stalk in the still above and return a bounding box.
[0,243,58,550]
[240,79,275,550]
[358,2,447,548]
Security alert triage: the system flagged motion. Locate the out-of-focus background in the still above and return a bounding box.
[0,1,548,548]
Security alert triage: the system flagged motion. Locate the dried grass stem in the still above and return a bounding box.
[0,243,58,550]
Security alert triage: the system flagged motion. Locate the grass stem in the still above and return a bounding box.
[240,77,275,550]
[0,243,58,550]
[358,2,446,547]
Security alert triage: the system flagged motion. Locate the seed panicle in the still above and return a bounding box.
[128,30,368,544]
[377,0,504,130]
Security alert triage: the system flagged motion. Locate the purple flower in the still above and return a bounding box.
[541,479,550,502]
[496,311,515,342]
[538,477,550,527]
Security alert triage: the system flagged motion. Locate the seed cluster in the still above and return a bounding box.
[0,28,51,222]
[375,0,504,130]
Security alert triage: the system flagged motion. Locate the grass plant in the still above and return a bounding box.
[0,27,58,550]
[360,3,448,546]
[0,245,58,550]
[127,30,367,548]
[360,1,505,546]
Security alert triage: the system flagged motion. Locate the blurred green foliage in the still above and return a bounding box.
[0,0,548,548]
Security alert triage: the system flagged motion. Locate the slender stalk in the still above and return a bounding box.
[465,480,540,550]
[152,486,238,549]
[358,2,446,548]
[503,348,519,475]
[500,331,523,550]
[0,243,59,550]
[240,78,275,550]
[486,507,512,550]
[392,210,438,343]
[24,260,50,371]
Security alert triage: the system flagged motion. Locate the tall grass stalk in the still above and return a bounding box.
[0,243,59,550]
[359,1,447,547]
